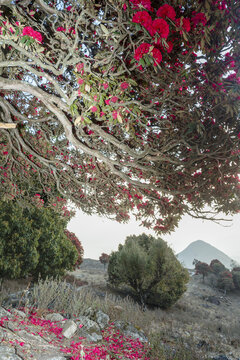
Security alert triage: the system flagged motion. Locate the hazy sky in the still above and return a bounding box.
[67,210,240,263]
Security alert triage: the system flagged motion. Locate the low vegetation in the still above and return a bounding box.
[194,259,240,293]
[1,272,240,359]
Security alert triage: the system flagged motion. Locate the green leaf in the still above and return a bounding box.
[20,35,28,44]
[128,79,138,86]
[139,58,145,67]
[84,117,92,124]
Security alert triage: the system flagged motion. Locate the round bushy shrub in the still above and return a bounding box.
[108,233,189,309]
[210,259,226,275]
[0,201,78,281]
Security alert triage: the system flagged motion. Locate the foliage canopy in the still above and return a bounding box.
[0,201,79,281]
[0,0,239,233]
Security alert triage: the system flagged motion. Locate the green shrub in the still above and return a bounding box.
[0,201,78,282]
[217,271,235,293]
[232,268,240,290]
[108,233,189,309]
[210,259,226,275]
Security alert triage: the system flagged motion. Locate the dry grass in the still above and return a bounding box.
[1,267,240,359]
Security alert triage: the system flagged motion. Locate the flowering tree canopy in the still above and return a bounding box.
[99,252,110,270]
[0,0,239,233]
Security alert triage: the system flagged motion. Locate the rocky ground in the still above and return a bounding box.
[0,260,239,360]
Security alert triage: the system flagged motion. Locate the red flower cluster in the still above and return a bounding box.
[56,26,66,32]
[134,42,151,61]
[133,11,169,39]
[22,26,42,43]
[120,82,129,90]
[132,10,152,28]
[151,47,162,66]
[156,4,176,20]
[191,12,207,27]
[175,17,191,33]
[151,18,169,38]
[134,43,163,66]
[129,0,152,11]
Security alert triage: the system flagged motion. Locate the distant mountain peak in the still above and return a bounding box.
[177,240,234,269]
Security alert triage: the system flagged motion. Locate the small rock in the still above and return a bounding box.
[0,345,22,359]
[11,309,26,318]
[0,307,13,319]
[113,321,148,343]
[202,304,211,309]
[96,310,109,330]
[76,316,100,333]
[45,313,65,322]
[207,296,220,305]
[62,320,77,338]
[197,340,212,350]
[87,332,103,342]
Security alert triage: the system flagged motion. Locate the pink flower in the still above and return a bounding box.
[3,151,8,155]
[175,18,191,33]
[100,111,105,117]
[77,78,84,85]
[22,26,43,43]
[110,96,118,103]
[56,27,66,32]
[151,48,162,66]
[151,18,169,38]
[132,11,152,29]
[76,63,84,72]
[123,3,127,10]
[68,27,76,34]
[91,106,98,112]
[134,42,151,61]
[120,82,129,90]
[93,95,98,101]
[112,111,118,119]
[66,5,72,11]
[238,132,240,139]
[156,4,176,20]
[129,0,152,11]
[105,99,110,105]
[103,82,109,89]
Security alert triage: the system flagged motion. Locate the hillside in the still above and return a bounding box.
[1,259,240,359]
[177,240,235,269]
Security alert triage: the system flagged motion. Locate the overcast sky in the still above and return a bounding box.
[67,210,240,263]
